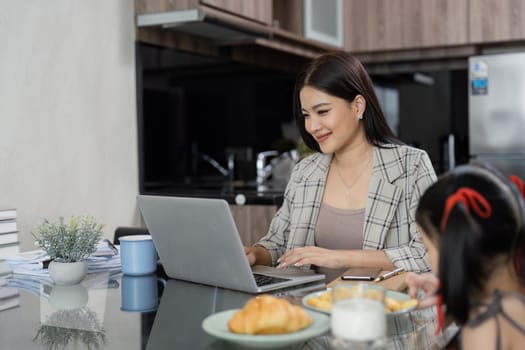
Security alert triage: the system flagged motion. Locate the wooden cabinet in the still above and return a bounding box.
[135,0,272,25]
[230,205,278,246]
[401,0,468,49]
[136,0,525,66]
[469,0,525,44]
[201,0,273,25]
[272,0,303,35]
[344,0,403,52]
[344,0,468,52]
[345,0,525,53]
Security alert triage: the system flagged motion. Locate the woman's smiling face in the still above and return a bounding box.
[300,86,365,154]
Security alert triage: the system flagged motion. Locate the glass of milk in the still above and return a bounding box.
[331,282,387,347]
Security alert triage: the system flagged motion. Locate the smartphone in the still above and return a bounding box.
[341,267,382,281]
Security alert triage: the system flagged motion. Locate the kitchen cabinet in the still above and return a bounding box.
[401,0,468,49]
[344,0,403,52]
[272,0,303,35]
[469,0,525,44]
[135,0,272,25]
[344,0,468,52]
[135,0,525,72]
[230,205,277,246]
[303,0,344,47]
[135,0,332,70]
[200,0,272,25]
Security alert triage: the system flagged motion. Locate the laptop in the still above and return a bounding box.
[137,195,325,293]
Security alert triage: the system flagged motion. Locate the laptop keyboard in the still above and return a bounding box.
[253,273,291,287]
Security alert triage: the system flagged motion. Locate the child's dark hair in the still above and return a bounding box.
[415,162,525,324]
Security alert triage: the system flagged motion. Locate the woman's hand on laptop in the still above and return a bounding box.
[244,246,257,266]
[244,246,272,266]
[276,247,347,269]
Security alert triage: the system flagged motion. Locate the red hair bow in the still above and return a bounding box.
[440,188,492,232]
[436,294,444,335]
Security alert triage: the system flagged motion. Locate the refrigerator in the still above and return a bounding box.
[468,52,525,178]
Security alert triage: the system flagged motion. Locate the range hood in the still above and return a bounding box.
[136,6,337,63]
[137,8,263,42]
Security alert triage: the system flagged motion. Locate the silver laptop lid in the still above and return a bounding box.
[138,195,260,292]
[137,195,325,293]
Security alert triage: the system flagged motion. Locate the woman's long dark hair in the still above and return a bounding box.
[293,50,398,152]
[416,163,525,324]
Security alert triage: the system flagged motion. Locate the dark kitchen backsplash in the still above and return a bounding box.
[136,43,469,195]
[137,43,299,191]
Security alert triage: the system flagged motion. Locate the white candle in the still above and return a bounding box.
[331,298,387,341]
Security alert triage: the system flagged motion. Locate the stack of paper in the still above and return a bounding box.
[6,274,52,298]
[4,239,122,279]
[92,239,119,257]
[6,268,120,298]
[86,255,121,275]
[4,250,49,278]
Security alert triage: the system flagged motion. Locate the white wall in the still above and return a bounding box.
[0,0,140,251]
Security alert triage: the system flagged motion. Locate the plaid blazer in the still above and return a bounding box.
[256,144,437,273]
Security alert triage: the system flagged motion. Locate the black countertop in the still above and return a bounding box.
[142,181,285,206]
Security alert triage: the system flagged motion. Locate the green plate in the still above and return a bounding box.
[202,308,330,348]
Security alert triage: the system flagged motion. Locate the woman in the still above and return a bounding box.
[407,164,525,349]
[245,50,436,279]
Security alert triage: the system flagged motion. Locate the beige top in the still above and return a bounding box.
[315,203,365,249]
[314,203,365,280]
[256,145,436,273]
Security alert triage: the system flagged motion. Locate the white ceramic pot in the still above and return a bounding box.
[48,260,88,285]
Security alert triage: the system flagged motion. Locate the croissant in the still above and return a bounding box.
[228,295,312,334]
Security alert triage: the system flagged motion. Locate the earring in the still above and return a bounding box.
[358,115,363,120]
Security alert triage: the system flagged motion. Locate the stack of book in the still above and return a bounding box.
[0,207,19,258]
[0,282,20,312]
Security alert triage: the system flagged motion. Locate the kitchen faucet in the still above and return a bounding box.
[256,150,300,185]
[200,152,235,184]
[256,151,279,184]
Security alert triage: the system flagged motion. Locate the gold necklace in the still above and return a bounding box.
[333,155,372,197]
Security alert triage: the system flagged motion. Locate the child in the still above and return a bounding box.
[406,163,525,349]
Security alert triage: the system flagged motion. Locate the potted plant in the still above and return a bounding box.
[32,215,103,285]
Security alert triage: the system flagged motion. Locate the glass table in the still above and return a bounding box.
[0,272,457,349]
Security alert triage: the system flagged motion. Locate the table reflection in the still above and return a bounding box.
[0,272,457,349]
[34,307,106,349]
